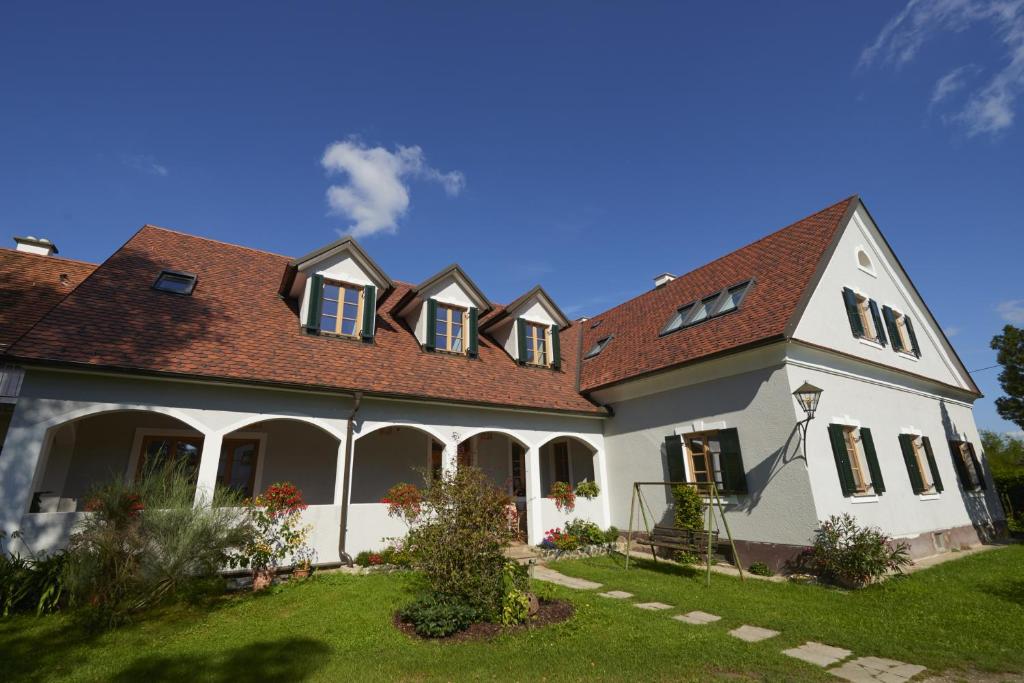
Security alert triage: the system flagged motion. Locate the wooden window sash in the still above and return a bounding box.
[136,434,204,481]
[895,315,913,352]
[685,431,723,488]
[959,443,981,488]
[321,280,364,338]
[435,304,467,354]
[843,427,870,493]
[552,441,571,482]
[525,322,548,366]
[219,438,260,498]
[911,437,934,493]
[856,296,876,339]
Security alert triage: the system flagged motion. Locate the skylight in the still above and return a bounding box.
[659,281,752,336]
[153,270,197,295]
[584,335,613,359]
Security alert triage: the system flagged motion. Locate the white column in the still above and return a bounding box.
[0,412,48,545]
[332,437,348,505]
[524,445,544,545]
[441,439,458,478]
[593,445,612,529]
[193,432,223,507]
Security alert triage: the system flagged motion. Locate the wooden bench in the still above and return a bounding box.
[646,525,720,561]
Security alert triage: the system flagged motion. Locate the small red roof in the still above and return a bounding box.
[6,226,604,415]
[0,248,96,351]
[577,197,857,392]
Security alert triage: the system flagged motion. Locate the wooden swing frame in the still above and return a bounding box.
[625,480,744,586]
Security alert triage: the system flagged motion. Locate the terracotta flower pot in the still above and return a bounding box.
[292,566,311,580]
[252,568,275,591]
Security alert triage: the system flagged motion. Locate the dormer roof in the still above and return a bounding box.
[398,263,493,315]
[279,235,394,298]
[481,285,570,331]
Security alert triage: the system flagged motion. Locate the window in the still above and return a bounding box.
[842,288,886,344]
[660,281,752,336]
[430,441,444,482]
[899,434,943,495]
[584,335,613,359]
[685,432,722,490]
[663,429,748,494]
[894,315,912,350]
[135,434,203,481]
[318,280,363,337]
[217,438,259,498]
[881,305,922,357]
[856,248,876,276]
[0,404,13,457]
[552,441,571,483]
[949,440,985,491]
[855,294,876,340]
[510,442,525,497]
[153,270,197,295]
[827,424,885,497]
[435,303,466,353]
[524,322,548,366]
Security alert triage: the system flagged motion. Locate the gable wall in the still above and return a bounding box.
[298,252,377,327]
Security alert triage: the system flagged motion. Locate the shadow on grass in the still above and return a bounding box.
[981,578,1024,606]
[109,637,331,682]
[598,552,704,579]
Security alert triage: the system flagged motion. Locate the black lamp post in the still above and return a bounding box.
[793,382,823,459]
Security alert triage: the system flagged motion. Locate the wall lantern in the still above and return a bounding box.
[793,382,823,421]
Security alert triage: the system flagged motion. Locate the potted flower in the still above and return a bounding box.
[236,482,309,591]
[575,480,600,500]
[548,481,575,512]
[291,541,316,580]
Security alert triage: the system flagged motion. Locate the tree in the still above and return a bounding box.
[991,325,1024,431]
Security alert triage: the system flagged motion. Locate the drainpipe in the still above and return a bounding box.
[338,390,363,566]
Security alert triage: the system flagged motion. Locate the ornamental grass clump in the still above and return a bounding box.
[804,513,910,588]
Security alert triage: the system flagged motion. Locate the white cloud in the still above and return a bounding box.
[944,325,962,337]
[996,299,1024,323]
[860,0,1024,136]
[321,139,464,238]
[121,154,168,177]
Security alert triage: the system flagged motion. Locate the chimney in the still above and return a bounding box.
[653,272,676,289]
[14,235,58,256]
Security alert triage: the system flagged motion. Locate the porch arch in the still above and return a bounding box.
[350,424,445,504]
[215,414,345,442]
[535,434,599,495]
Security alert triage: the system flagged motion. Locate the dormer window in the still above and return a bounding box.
[435,303,466,353]
[584,335,613,359]
[321,280,364,337]
[153,270,197,295]
[523,322,548,366]
[660,281,752,336]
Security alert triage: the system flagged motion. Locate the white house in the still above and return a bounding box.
[0,196,1005,570]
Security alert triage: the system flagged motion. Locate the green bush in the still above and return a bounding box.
[404,466,517,620]
[500,561,530,626]
[354,546,412,568]
[748,561,773,577]
[804,513,910,587]
[603,526,620,543]
[0,533,67,617]
[65,462,252,628]
[671,485,705,531]
[399,594,481,638]
[564,519,605,546]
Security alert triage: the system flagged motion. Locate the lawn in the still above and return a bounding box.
[1,546,1021,682]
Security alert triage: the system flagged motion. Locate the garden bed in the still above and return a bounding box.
[537,543,616,561]
[393,599,574,642]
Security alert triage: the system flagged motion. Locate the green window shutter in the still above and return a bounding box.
[360,285,376,341]
[900,434,925,494]
[868,299,887,346]
[550,324,561,369]
[717,428,748,494]
[828,424,857,497]
[883,306,902,351]
[948,440,972,490]
[305,274,324,333]
[842,288,864,337]
[467,307,479,357]
[516,318,528,364]
[966,442,986,490]
[425,299,437,350]
[905,316,921,357]
[665,434,686,484]
[860,428,885,494]
[922,437,943,493]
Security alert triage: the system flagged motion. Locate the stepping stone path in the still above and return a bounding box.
[829,657,926,682]
[783,642,853,667]
[531,566,602,590]
[673,610,722,625]
[634,602,673,611]
[597,590,634,599]
[728,624,780,642]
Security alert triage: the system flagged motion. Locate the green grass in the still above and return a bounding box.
[1,546,1021,682]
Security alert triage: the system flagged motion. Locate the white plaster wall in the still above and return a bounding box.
[253,420,338,505]
[599,365,820,547]
[792,206,971,391]
[519,297,557,328]
[350,426,431,504]
[786,360,1003,540]
[474,433,512,490]
[491,319,518,361]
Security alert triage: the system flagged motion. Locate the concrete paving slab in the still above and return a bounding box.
[531,565,602,590]
[673,610,722,625]
[597,590,633,599]
[830,657,926,682]
[728,624,780,642]
[783,641,853,667]
[634,601,673,610]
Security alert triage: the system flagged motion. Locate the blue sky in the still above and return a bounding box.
[1,1,1021,432]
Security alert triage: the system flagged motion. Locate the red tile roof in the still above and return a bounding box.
[5,226,605,415]
[0,248,96,351]
[577,196,857,392]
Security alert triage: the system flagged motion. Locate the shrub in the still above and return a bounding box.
[234,482,311,573]
[540,527,578,551]
[575,480,600,499]
[804,513,910,587]
[403,466,517,620]
[671,484,705,531]
[748,561,774,577]
[382,482,423,523]
[65,462,251,628]
[548,481,575,512]
[603,526,620,544]
[0,532,67,617]
[564,519,606,546]
[399,594,482,638]
[355,546,412,568]
[500,561,530,626]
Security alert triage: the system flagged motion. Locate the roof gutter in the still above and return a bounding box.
[338,390,363,565]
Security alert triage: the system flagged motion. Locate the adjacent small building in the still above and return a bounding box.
[0,196,1005,569]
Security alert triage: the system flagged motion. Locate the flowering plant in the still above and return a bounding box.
[539,527,579,551]
[382,482,423,522]
[575,480,600,500]
[548,481,575,512]
[236,482,311,572]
